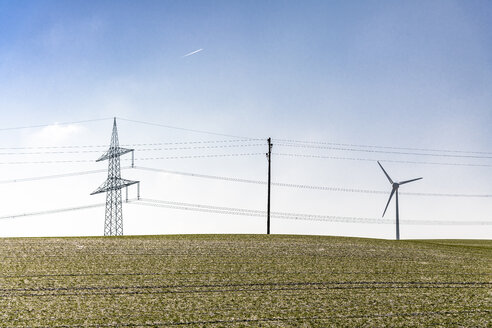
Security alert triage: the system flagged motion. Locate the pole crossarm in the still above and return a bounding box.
[90,178,138,195]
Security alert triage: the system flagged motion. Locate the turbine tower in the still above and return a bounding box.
[91,118,139,236]
[378,161,422,240]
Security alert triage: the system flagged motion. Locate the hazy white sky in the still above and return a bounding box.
[0,0,491,239]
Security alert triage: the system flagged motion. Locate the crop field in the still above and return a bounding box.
[0,234,490,327]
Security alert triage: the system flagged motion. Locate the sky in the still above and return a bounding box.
[0,0,491,239]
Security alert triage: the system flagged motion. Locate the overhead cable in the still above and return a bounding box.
[1,198,489,225]
[132,198,492,225]
[0,139,257,150]
[0,203,106,220]
[274,138,492,156]
[0,150,103,155]
[275,143,492,160]
[0,153,263,164]
[0,144,264,156]
[0,118,112,132]
[1,117,488,158]
[3,164,489,198]
[0,159,94,165]
[133,153,264,161]
[117,117,255,140]
[274,153,492,168]
[133,166,492,198]
[125,139,260,146]
[0,167,132,184]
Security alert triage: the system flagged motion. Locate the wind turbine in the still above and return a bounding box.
[378,161,422,240]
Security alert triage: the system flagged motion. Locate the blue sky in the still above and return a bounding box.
[0,1,491,238]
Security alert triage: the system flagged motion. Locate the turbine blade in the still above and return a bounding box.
[378,161,393,184]
[400,177,423,185]
[382,187,396,217]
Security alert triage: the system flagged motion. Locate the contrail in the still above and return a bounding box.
[183,48,203,57]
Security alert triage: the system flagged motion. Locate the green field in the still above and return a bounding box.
[0,234,490,327]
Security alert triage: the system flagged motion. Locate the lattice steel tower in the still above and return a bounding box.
[91,118,139,236]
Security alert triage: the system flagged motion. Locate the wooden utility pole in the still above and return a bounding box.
[267,138,272,234]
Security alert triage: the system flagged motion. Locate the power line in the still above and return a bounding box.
[135,166,265,184]
[0,117,113,132]
[0,150,103,155]
[0,203,106,220]
[0,168,126,184]
[0,138,257,150]
[133,153,264,161]
[0,159,94,165]
[1,117,488,158]
[132,198,492,225]
[274,138,492,156]
[117,117,256,140]
[2,134,489,161]
[126,139,259,146]
[133,166,492,198]
[275,142,492,160]
[0,153,264,164]
[0,145,107,150]
[1,198,489,225]
[274,153,492,168]
[134,144,264,151]
[0,144,264,156]
[1,161,491,198]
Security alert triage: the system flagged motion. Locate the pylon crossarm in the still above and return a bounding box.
[116,179,139,190]
[96,147,133,162]
[91,178,139,195]
[91,180,110,195]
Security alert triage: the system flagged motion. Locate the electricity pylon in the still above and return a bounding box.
[91,118,139,236]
